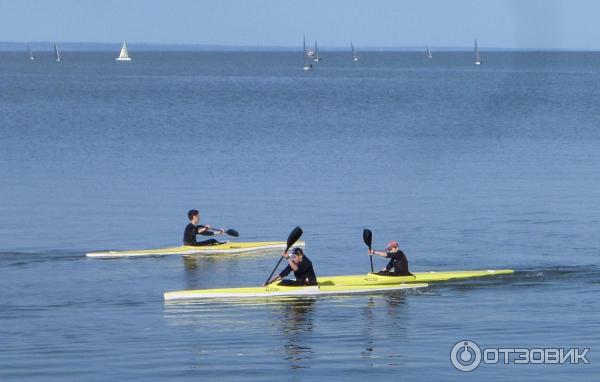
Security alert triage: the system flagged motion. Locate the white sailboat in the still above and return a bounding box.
[54,43,61,62]
[351,41,359,61]
[27,44,35,61]
[473,39,481,65]
[116,41,131,61]
[313,41,322,62]
[426,45,432,60]
[303,36,312,71]
[304,35,315,57]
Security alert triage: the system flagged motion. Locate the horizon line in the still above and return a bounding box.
[0,42,598,52]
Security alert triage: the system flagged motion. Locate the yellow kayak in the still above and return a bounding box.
[86,241,305,258]
[164,282,428,301]
[164,269,513,301]
[318,269,514,286]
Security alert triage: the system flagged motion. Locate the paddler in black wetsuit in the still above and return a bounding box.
[183,209,226,246]
[369,240,413,276]
[265,248,318,286]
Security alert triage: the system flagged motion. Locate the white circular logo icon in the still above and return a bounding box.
[450,340,482,372]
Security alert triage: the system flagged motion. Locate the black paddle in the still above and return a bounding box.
[264,226,303,286]
[201,226,239,237]
[221,229,239,237]
[363,228,374,272]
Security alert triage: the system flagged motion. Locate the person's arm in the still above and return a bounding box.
[265,257,293,286]
[279,251,299,272]
[368,249,388,258]
[287,256,299,272]
[198,225,225,236]
[196,225,212,235]
[265,275,282,286]
[384,258,394,271]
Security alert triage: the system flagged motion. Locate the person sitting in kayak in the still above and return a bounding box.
[183,209,226,246]
[265,248,318,286]
[369,240,413,276]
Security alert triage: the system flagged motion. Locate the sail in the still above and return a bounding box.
[303,36,307,56]
[119,42,129,59]
[28,44,34,60]
[351,41,358,60]
[54,43,61,62]
[474,39,481,63]
[426,45,432,59]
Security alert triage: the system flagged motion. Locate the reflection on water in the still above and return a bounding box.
[360,298,376,359]
[359,294,410,367]
[182,256,200,272]
[162,291,416,373]
[272,299,315,369]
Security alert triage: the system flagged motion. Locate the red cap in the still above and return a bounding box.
[386,240,399,250]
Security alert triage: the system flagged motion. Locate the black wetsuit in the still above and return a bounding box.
[183,223,220,246]
[279,255,318,286]
[381,249,413,276]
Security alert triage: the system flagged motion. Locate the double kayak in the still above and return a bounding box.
[164,283,428,301]
[164,268,514,301]
[86,241,306,258]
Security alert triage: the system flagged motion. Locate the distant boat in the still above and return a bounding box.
[313,41,322,62]
[304,35,315,57]
[116,41,131,61]
[426,45,432,59]
[303,37,313,71]
[54,43,61,62]
[27,44,35,61]
[473,39,481,65]
[351,41,359,61]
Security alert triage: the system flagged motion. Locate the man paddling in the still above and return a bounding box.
[265,248,317,286]
[369,240,413,276]
[183,209,226,246]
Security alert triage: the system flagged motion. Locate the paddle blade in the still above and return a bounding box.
[363,229,372,250]
[225,229,239,237]
[286,226,303,251]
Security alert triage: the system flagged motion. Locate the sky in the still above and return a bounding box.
[0,0,598,49]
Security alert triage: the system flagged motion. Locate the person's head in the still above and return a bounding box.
[385,240,399,251]
[290,247,304,263]
[187,209,200,224]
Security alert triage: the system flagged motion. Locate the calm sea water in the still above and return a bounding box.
[1,51,599,380]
